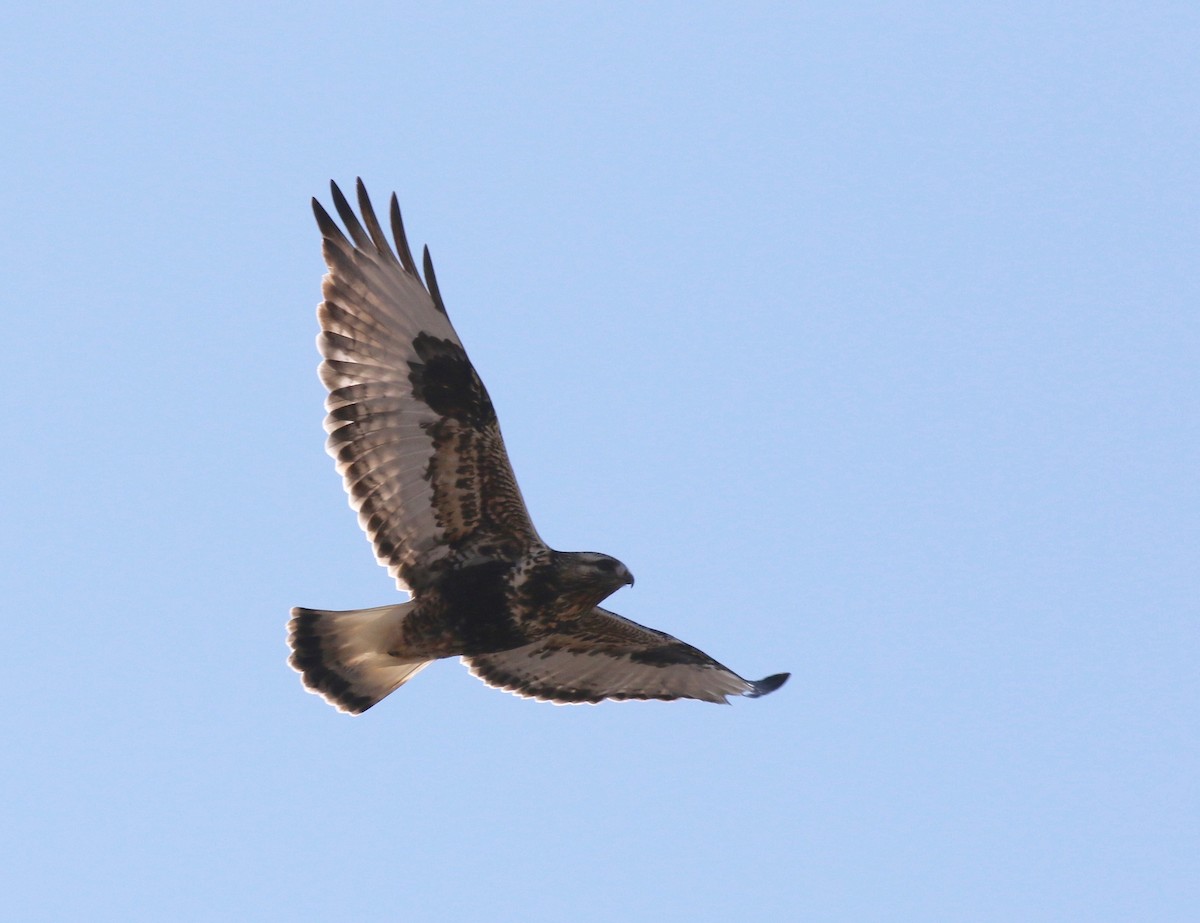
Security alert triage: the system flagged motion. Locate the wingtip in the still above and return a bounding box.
[422,244,448,314]
[746,672,790,698]
[312,196,348,245]
[388,192,419,274]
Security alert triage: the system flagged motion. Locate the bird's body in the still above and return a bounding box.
[288,180,788,712]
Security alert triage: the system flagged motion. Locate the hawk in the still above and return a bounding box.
[288,180,789,712]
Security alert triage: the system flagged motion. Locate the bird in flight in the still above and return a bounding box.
[288,180,789,713]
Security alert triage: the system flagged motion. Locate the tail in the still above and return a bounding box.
[287,602,434,714]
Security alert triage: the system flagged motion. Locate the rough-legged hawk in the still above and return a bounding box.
[288,180,789,712]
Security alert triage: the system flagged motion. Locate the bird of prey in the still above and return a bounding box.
[288,180,789,713]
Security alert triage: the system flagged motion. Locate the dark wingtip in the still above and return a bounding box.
[312,196,345,243]
[389,192,419,275]
[746,672,790,698]
[353,177,407,266]
[422,244,448,315]
[329,180,372,249]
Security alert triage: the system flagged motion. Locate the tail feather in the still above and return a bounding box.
[287,603,433,714]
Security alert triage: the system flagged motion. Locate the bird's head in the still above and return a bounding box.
[554,551,635,609]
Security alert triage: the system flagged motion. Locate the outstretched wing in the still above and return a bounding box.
[464,607,789,704]
[313,180,541,592]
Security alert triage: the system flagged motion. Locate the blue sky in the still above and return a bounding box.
[3,2,1197,920]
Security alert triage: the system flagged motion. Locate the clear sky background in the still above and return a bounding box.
[3,3,1196,921]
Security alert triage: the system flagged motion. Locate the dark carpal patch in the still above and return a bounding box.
[409,334,497,427]
[628,643,716,668]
